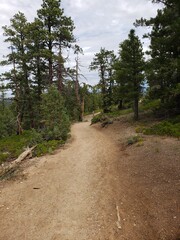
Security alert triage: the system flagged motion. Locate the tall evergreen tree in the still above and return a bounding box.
[1,12,34,130]
[37,0,75,88]
[1,2,80,135]
[135,0,180,115]
[27,18,47,100]
[90,48,116,113]
[116,29,144,120]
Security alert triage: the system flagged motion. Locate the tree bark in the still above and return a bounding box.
[118,100,123,110]
[134,98,139,121]
[81,96,85,121]
[57,61,64,93]
[75,57,81,104]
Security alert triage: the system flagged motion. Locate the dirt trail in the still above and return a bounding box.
[0,116,179,240]
[0,117,121,240]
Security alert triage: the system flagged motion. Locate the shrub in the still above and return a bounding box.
[0,152,10,164]
[127,135,143,145]
[91,113,103,124]
[0,129,43,163]
[144,121,180,138]
[34,140,65,157]
[0,129,65,163]
[135,126,146,134]
[0,106,16,138]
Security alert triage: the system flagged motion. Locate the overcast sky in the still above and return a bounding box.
[0,0,161,86]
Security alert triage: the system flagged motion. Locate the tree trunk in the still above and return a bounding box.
[134,98,139,121]
[57,61,64,93]
[16,112,23,135]
[37,55,42,100]
[75,57,80,104]
[48,20,53,85]
[81,96,85,121]
[57,46,64,93]
[100,66,107,113]
[49,58,53,85]
[118,100,123,110]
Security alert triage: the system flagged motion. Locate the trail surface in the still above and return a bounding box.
[0,117,120,240]
[0,116,179,240]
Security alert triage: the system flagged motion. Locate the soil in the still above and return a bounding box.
[0,115,179,240]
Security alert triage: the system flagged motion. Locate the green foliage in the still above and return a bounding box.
[81,85,102,116]
[0,130,42,163]
[127,135,143,145]
[135,0,180,115]
[0,105,16,138]
[0,129,65,163]
[140,99,161,111]
[91,108,133,124]
[63,83,81,121]
[115,29,145,120]
[169,115,180,125]
[91,113,104,124]
[26,129,43,146]
[106,108,133,118]
[144,121,180,138]
[1,0,77,132]
[135,126,146,134]
[90,48,116,113]
[0,152,10,163]
[41,86,70,140]
[34,140,64,157]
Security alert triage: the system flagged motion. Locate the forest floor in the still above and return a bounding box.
[0,114,179,240]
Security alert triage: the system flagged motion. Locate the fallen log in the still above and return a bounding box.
[1,146,37,175]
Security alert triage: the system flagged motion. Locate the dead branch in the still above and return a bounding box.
[116,205,122,229]
[1,146,36,175]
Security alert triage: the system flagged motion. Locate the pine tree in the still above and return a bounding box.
[116,29,145,120]
[90,48,116,113]
[1,12,34,130]
[37,0,75,87]
[135,0,180,115]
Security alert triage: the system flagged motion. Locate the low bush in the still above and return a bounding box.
[0,106,16,138]
[34,140,65,157]
[127,135,143,145]
[144,121,180,138]
[0,130,64,164]
[91,113,104,124]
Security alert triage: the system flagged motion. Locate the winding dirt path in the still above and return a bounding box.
[0,116,179,240]
[0,117,121,240]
